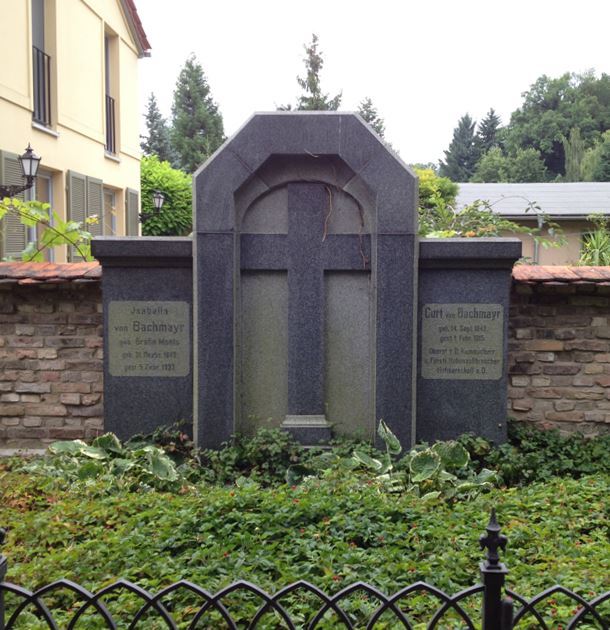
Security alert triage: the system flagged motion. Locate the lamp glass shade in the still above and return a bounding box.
[19,144,41,179]
[152,191,165,211]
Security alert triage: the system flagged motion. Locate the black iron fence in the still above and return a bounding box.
[105,94,116,155]
[0,511,608,629]
[32,46,51,126]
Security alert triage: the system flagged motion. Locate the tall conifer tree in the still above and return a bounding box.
[439,114,480,181]
[141,93,174,164]
[477,108,502,154]
[171,55,225,174]
[293,34,342,111]
[358,97,385,138]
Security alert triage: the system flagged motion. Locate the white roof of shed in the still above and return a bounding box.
[456,183,610,218]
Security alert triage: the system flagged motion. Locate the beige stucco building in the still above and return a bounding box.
[0,0,149,261]
[457,182,610,265]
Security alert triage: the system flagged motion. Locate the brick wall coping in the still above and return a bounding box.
[2,262,610,286]
[0,262,100,285]
[513,265,610,285]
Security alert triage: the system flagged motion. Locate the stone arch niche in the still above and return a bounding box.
[193,112,418,448]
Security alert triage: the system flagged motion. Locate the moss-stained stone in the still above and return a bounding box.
[239,272,288,434]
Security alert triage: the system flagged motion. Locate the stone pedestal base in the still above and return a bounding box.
[281,414,332,444]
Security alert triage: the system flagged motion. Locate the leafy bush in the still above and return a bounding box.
[20,433,184,492]
[140,155,192,236]
[352,421,497,501]
[459,422,610,485]
[198,428,305,485]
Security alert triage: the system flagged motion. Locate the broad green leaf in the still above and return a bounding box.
[48,440,88,455]
[92,433,124,455]
[80,445,109,460]
[475,468,499,484]
[420,491,442,502]
[352,450,384,471]
[146,449,178,481]
[111,458,134,475]
[377,419,402,456]
[433,441,469,469]
[410,450,441,482]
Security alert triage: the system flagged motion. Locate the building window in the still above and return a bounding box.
[104,187,117,235]
[32,0,52,126]
[104,34,118,154]
[31,171,54,261]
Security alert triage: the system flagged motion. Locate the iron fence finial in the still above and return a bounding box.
[480,508,507,569]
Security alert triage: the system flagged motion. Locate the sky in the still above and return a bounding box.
[136,0,610,166]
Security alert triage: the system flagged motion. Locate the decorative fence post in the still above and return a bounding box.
[0,528,6,630]
[480,509,513,630]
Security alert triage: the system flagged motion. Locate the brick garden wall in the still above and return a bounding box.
[509,280,610,434]
[0,281,103,448]
[1,265,610,447]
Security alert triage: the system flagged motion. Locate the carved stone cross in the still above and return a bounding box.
[240,182,370,439]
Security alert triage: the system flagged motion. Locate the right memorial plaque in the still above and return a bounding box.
[421,303,503,380]
[417,238,522,445]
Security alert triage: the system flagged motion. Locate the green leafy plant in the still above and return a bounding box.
[579,214,610,265]
[0,197,94,261]
[21,433,182,492]
[353,421,497,500]
[459,422,610,486]
[198,428,305,486]
[139,155,193,236]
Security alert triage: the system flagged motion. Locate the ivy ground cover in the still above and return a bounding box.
[0,464,608,628]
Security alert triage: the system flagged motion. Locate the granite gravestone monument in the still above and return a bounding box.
[93,112,520,449]
[194,112,418,448]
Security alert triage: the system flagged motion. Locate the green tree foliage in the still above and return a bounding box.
[505,71,610,177]
[506,147,548,182]
[416,168,458,235]
[476,108,501,153]
[415,168,562,246]
[140,93,174,164]
[0,198,93,261]
[562,127,586,181]
[471,147,547,183]
[591,132,610,181]
[171,54,225,174]
[357,97,385,137]
[439,114,480,181]
[140,155,192,236]
[293,34,341,111]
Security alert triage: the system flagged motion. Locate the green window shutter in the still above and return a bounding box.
[126,188,139,236]
[0,151,28,258]
[86,176,104,237]
[67,170,87,260]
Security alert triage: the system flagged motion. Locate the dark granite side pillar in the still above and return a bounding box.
[417,238,521,444]
[194,232,235,449]
[375,233,418,448]
[92,237,193,440]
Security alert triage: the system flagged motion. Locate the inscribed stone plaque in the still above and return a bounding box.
[108,301,190,377]
[421,303,503,380]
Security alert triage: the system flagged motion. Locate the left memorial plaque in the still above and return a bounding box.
[108,301,190,377]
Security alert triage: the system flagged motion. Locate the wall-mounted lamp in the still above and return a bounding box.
[152,190,165,212]
[0,144,41,198]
